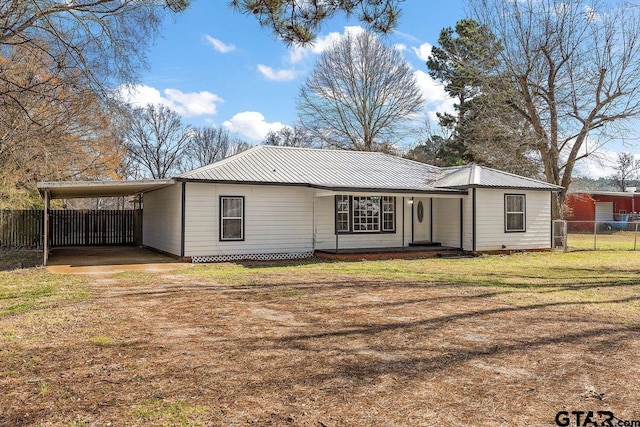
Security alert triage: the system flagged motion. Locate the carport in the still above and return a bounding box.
[37,179,174,265]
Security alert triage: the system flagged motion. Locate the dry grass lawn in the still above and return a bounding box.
[1,251,640,426]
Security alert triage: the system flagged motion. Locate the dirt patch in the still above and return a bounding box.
[1,271,639,426]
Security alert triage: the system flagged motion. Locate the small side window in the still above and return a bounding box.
[220,196,244,241]
[505,194,526,232]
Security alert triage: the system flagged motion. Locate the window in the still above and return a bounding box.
[353,196,380,231]
[336,195,350,232]
[382,196,395,232]
[220,196,244,240]
[335,195,395,234]
[505,194,525,232]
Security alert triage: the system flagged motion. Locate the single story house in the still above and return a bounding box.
[139,146,560,261]
[564,191,640,232]
[39,146,562,262]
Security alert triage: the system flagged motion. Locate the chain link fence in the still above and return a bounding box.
[553,220,640,251]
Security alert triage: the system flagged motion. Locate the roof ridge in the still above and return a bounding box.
[176,144,262,177]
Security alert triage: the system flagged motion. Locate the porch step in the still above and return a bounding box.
[408,241,441,247]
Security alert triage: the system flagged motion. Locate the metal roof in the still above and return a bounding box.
[435,164,562,190]
[178,146,453,192]
[178,146,561,192]
[37,179,175,199]
[568,190,637,197]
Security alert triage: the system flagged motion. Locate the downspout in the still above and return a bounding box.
[180,181,186,259]
[312,195,316,253]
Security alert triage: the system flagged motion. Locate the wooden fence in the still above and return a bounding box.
[0,210,43,248]
[1,209,141,248]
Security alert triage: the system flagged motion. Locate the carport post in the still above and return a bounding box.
[43,190,50,266]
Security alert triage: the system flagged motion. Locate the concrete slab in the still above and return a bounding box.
[46,246,192,274]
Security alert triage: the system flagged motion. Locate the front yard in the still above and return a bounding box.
[1,252,639,426]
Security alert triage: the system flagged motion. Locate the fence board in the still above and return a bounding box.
[1,209,139,248]
[0,210,43,248]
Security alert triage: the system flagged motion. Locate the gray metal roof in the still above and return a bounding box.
[178,146,561,192]
[38,179,175,199]
[435,164,563,190]
[178,146,454,192]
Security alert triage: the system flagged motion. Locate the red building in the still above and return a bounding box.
[564,191,640,232]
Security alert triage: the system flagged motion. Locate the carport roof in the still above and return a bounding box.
[37,179,175,199]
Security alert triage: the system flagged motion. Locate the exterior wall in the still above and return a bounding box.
[314,195,412,250]
[183,183,315,258]
[432,198,462,248]
[143,184,182,256]
[474,188,551,251]
[463,192,473,251]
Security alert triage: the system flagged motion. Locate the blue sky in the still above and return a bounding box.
[117,0,638,179]
[119,1,463,137]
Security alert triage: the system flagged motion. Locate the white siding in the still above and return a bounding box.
[432,198,462,248]
[474,188,551,251]
[462,193,473,251]
[143,184,182,256]
[183,183,315,257]
[314,195,412,250]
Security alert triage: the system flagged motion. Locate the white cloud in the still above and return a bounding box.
[412,42,433,62]
[222,111,286,141]
[288,25,365,64]
[574,150,621,179]
[413,70,450,104]
[257,64,299,81]
[204,35,236,53]
[118,84,223,117]
[393,43,408,52]
[412,70,456,123]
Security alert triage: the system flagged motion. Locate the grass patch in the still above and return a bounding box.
[182,251,640,289]
[568,231,640,250]
[132,399,210,426]
[176,251,640,322]
[0,269,89,318]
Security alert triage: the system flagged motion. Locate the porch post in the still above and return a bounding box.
[459,198,463,249]
[43,190,50,266]
[402,197,405,249]
[411,197,414,244]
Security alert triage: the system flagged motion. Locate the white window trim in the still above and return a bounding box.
[220,196,244,241]
[505,194,526,233]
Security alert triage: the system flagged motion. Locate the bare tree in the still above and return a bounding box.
[470,0,640,217]
[124,104,191,179]
[229,0,401,44]
[187,127,230,169]
[1,0,186,119]
[297,31,424,152]
[613,153,640,192]
[263,126,313,148]
[184,127,249,169]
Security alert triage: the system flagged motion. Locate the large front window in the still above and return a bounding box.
[335,195,395,233]
[505,194,525,232]
[220,196,244,240]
